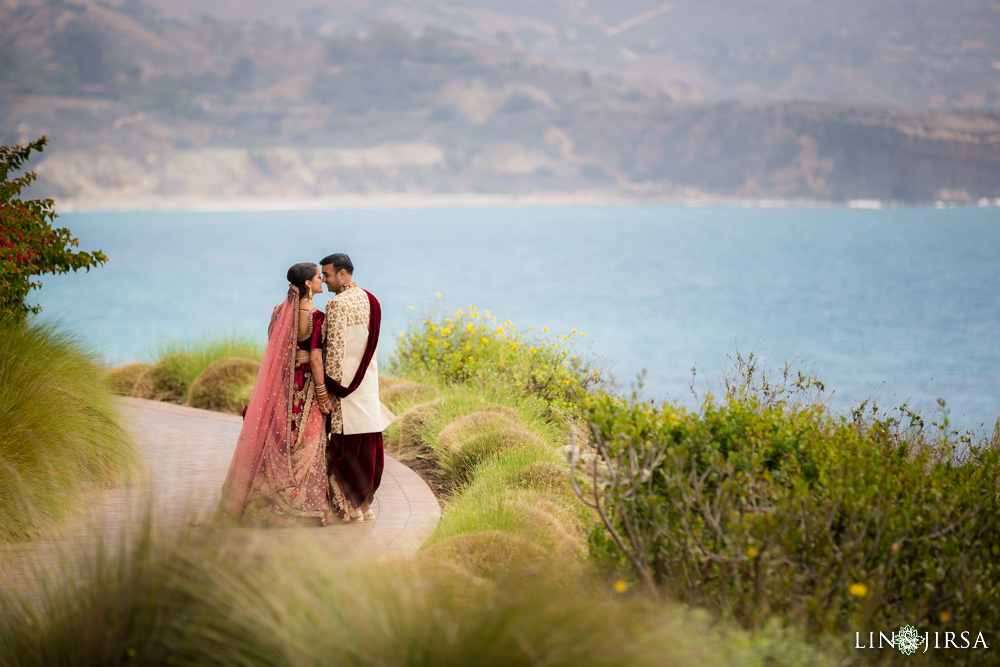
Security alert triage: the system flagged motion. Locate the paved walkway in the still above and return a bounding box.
[1,398,440,592]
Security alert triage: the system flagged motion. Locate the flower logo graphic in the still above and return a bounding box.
[897,625,922,655]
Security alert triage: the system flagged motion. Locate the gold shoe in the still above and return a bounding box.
[349,509,363,522]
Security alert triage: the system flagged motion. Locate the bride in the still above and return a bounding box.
[220,262,352,526]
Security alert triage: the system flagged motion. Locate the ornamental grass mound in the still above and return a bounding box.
[186,357,260,414]
[421,530,547,581]
[0,320,137,541]
[105,362,149,396]
[378,375,438,412]
[131,354,194,403]
[505,460,570,496]
[436,410,549,484]
[388,399,440,453]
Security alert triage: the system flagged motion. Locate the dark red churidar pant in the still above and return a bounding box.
[327,432,383,507]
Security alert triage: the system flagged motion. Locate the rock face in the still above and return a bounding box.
[3,1,999,204]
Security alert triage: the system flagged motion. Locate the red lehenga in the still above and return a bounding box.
[220,286,352,526]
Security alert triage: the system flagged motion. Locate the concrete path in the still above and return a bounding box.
[0,398,441,593]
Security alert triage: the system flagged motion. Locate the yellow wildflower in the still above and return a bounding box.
[542,327,548,332]
[848,583,869,598]
[939,612,951,623]
[473,312,479,318]
[436,292,441,298]
[530,347,536,353]
[408,305,414,310]
[613,580,628,593]
[746,546,759,558]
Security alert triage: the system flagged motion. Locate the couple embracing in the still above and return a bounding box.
[220,253,393,526]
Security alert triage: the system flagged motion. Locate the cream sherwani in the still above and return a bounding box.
[323,283,389,435]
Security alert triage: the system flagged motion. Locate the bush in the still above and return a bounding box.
[389,301,607,414]
[186,357,259,414]
[0,137,107,321]
[0,320,138,541]
[578,354,1000,659]
[106,362,149,396]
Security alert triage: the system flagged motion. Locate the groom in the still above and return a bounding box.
[319,253,390,522]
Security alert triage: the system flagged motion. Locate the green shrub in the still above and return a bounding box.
[105,362,149,396]
[0,320,138,541]
[186,357,259,414]
[579,355,1000,660]
[389,301,607,414]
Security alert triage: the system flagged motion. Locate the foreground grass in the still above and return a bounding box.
[0,320,138,541]
[0,515,849,666]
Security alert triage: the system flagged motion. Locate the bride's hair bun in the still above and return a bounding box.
[287,262,318,295]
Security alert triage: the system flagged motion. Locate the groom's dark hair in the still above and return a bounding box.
[320,253,353,275]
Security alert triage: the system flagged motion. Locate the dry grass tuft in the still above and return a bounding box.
[186,357,259,414]
[105,362,149,396]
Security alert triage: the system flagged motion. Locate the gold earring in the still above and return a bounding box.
[307,286,313,299]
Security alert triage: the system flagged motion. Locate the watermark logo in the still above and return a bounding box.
[895,625,922,656]
[856,626,989,655]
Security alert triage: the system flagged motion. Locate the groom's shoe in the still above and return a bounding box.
[363,509,375,522]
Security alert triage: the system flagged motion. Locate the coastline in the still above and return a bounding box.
[53,191,997,214]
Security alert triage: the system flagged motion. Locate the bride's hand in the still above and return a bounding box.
[318,399,333,414]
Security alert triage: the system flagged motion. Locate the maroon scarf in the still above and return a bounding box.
[324,289,381,399]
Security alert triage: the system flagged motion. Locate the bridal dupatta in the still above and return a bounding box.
[219,286,299,519]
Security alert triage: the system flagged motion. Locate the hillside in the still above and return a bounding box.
[67,0,1000,113]
[2,0,999,205]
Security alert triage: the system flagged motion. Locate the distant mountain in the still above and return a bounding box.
[57,0,1000,113]
[2,0,998,205]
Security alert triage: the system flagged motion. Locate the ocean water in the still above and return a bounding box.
[32,206,1000,433]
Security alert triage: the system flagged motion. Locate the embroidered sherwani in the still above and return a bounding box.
[323,282,391,506]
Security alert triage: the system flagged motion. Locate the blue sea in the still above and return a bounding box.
[33,206,1000,433]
